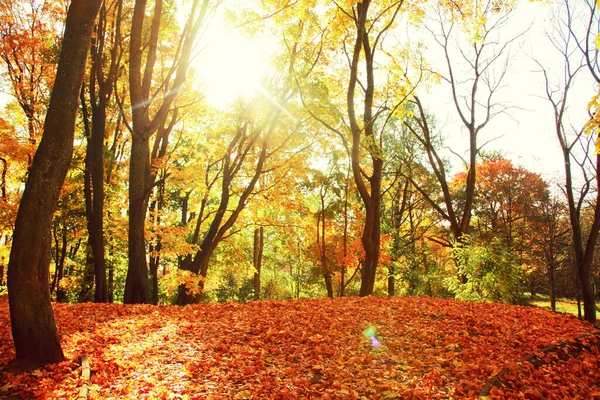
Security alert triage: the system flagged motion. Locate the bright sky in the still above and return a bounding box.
[0,1,594,185]
[189,9,272,109]
[419,0,595,183]
[187,1,596,183]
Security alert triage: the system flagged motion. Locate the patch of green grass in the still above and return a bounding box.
[528,293,599,320]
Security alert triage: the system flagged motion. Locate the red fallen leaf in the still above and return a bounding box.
[1,296,599,399]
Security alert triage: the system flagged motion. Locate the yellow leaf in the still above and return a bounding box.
[236,390,252,399]
[0,383,14,392]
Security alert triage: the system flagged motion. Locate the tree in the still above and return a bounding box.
[538,0,599,323]
[7,0,102,366]
[404,1,520,279]
[79,0,125,303]
[124,0,211,304]
[466,156,549,255]
[449,156,550,302]
[532,193,570,311]
[0,0,64,163]
[252,226,264,300]
[174,100,297,305]
[292,0,420,296]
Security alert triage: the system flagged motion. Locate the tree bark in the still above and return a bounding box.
[78,247,95,302]
[549,263,556,312]
[7,0,102,365]
[51,222,68,302]
[124,134,152,304]
[253,227,264,301]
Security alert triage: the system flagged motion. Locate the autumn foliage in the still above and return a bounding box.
[0,295,598,399]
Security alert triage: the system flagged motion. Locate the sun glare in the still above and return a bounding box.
[191,17,271,109]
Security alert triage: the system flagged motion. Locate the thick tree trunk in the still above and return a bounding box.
[324,269,334,298]
[358,164,382,297]
[125,0,206,304]
[577,258,596,323]
[82,98,108,303]
[124,134,151,304]
[89,109,108,302]
[347,0,383,297]
[7,0,102,366]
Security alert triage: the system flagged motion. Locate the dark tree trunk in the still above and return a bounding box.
[339,177,349,297]
[317,192,334,298]
[88,104,108,302]
[78,247,95,302]
[562,150,599,324]
[388,266,395,297]
[107,262,114,303]
[148,181,165,305]
[549,263,556,312]
[324,269,334,298]
[149,240,161,305]
[51,223,68,302]
[7,0,102,366]
[253,227,264,301]
[124,135,151,304]
[0,157,7,200]
[81,90,108,303]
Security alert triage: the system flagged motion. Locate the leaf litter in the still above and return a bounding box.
[0,296,598,399]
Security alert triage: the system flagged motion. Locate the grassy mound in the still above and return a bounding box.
[0,296,598,399]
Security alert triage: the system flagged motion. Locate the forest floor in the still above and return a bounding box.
[0,295,600,399]
[529,294,600,321]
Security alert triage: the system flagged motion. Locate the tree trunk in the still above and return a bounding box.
[324,269,334,298]
[89,104,108,302]
[253,227,264,301]
[82,93,108,303]
[78,247,95,302]
[124,134,151,304]
[51,223,68,302]
[107,262,114,303]
[388,266,395,296]
[358,188,382,296]
[149,240,161,305]
[318,195,334,298]
[7,0,102,366]
[549,263,556,312]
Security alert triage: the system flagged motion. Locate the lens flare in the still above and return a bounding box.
[363,326,381,349]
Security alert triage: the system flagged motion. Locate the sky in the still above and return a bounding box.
[188,0,596,184]
[417,0,596,184]
[0,0,595,186]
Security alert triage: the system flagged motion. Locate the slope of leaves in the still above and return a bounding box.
[0,295,598,399]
